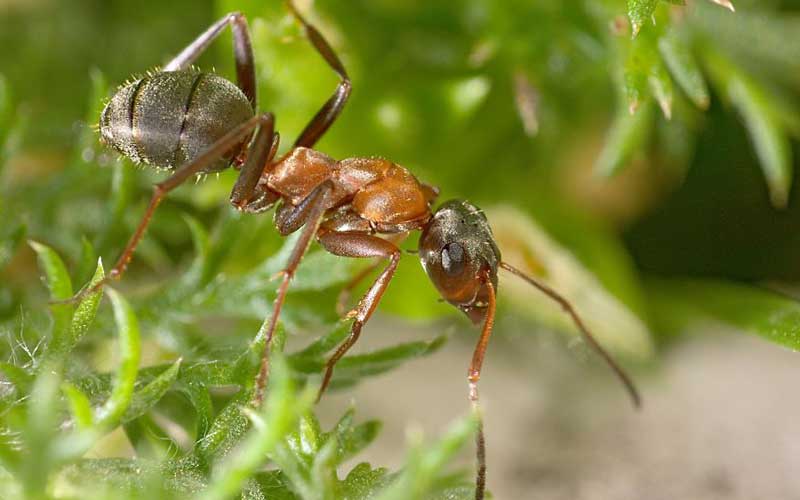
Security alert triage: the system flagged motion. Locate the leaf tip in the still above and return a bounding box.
[711,0,735,12]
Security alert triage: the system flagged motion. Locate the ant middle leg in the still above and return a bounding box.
[315,231,402,399]
[286,1,352,148]
[164,12,257,110]
[252,181,335,406]
[335,233,408,316]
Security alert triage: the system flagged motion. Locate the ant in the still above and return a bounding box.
[70,3,641,499]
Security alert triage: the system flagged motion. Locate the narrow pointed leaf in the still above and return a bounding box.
[595,101,654,177]
[95,289,141,429]
[627,0,659,38]
[704,49,792,208]
[30,241,73,337]
[658,31,710,109]
[49,260,104,357]
[200,357,312,500]
[122,359,181,424]
[62,382,94,430]
[373,414,477,500]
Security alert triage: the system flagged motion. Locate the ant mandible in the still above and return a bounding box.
[73,3,641,499]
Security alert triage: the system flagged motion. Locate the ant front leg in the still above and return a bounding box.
[466,269,497,500]
[315,231,402,399]
[252,181,334,407]
[287,1,352,148]
[164,12,257,109]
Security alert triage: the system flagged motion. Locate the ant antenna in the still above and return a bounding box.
[498,261,641,409]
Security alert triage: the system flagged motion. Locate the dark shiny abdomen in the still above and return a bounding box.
[99,70,254,173]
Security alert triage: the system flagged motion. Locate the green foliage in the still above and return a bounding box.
[0,243,465,499]
[2,0,800,497]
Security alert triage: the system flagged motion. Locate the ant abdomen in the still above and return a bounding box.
[99,69,254,172]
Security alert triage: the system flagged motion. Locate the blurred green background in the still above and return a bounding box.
[3,0,800,498]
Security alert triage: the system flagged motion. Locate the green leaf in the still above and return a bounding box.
[627,0,659,38]
[341,463,392,500]
[595,101,654,177]
[703,47,792,208]
[95,288,141,429]
[122,359,181,424]
[58,458,206,497]
[62,382,94,430]
[123,415,180,460]
[290,322,350,360]
[647,278,800,349]
[622,18,672,119]
[331,335,447,382]
[48,260,104,358]
[29,241,73,338]
[0,362,32,394]
[658,30,710,109]
[323,408,381,462]
[200,356,314,500]
[290,333,447,390]
[373,414,477,500]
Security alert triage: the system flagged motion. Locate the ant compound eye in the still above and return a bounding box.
[441,242,466,276]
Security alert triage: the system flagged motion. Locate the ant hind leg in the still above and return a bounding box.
[164,12,257,110]
[58,114,273,304]
[252,181,335,407]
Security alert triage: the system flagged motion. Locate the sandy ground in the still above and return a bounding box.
[317,319,800,500]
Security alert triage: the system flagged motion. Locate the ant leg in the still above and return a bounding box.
[59,114,274,304]
[164,12,257,109]
[230,114,278,209]
[467,270,496,500]
[315,232,402,399]
[252,181,334,407]
[334,233,408,316]
[286,1,352,148]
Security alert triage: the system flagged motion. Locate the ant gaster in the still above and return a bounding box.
[77,4,641,499]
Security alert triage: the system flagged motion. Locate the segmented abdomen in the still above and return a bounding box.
[99,70,253,172]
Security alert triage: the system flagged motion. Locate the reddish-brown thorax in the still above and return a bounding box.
[262,147,436,234]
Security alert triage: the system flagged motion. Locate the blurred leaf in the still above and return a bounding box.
[647,278,800,349]
[62,382,94,430]
[489,205,653,359]
[595,101,654,177]
[201,356,313,500]
[95,288,141,429]
[122,359,181,424]
[627,0,659,38]
[658,29,710,109]
[373,414,476,500]
[0,362,32,394]
[703,47,792,208]
[341,463,392,500]
[323,408,381,463]
[0,223,24,272]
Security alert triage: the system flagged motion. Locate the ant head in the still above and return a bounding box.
[419,200,501,324]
